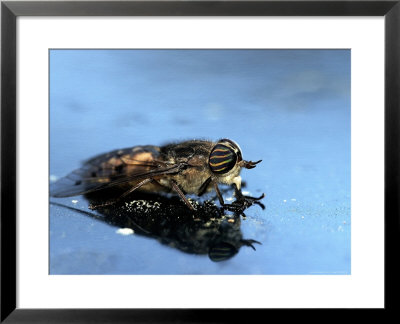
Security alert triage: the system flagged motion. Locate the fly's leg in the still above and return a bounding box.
[214,182,264,211]
[213,182,225,206]
[240,239,262,250]
[170,180,196,211]
[197,177,212,197]
[89,178,153,210]
[221,184,265,212]
[234,185,265,209]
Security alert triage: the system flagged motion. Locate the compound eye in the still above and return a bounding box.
[209,144,237,174]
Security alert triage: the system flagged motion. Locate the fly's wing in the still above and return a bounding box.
[50,145,180,197]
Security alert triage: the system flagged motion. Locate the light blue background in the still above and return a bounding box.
[50,49,350,274]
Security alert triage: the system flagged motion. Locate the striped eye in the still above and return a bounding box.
[209,242,238,262]
[209,143,237,174]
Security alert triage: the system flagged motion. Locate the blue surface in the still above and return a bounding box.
[50,49,350,274]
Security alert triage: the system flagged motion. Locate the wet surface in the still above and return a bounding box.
[50,49,350,274]
[51,191,262,263]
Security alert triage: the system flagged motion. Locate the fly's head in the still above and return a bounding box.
[208,138,262,189]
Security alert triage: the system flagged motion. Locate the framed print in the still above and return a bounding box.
[1,0,399,322]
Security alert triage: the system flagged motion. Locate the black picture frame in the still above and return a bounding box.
[1,0,399,322]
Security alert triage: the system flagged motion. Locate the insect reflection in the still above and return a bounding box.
[51,191,262,262]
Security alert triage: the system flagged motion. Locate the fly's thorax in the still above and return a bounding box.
[171,166,212,194]
[158,176,173,190]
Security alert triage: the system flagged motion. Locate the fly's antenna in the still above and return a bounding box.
[239,159,262,169]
